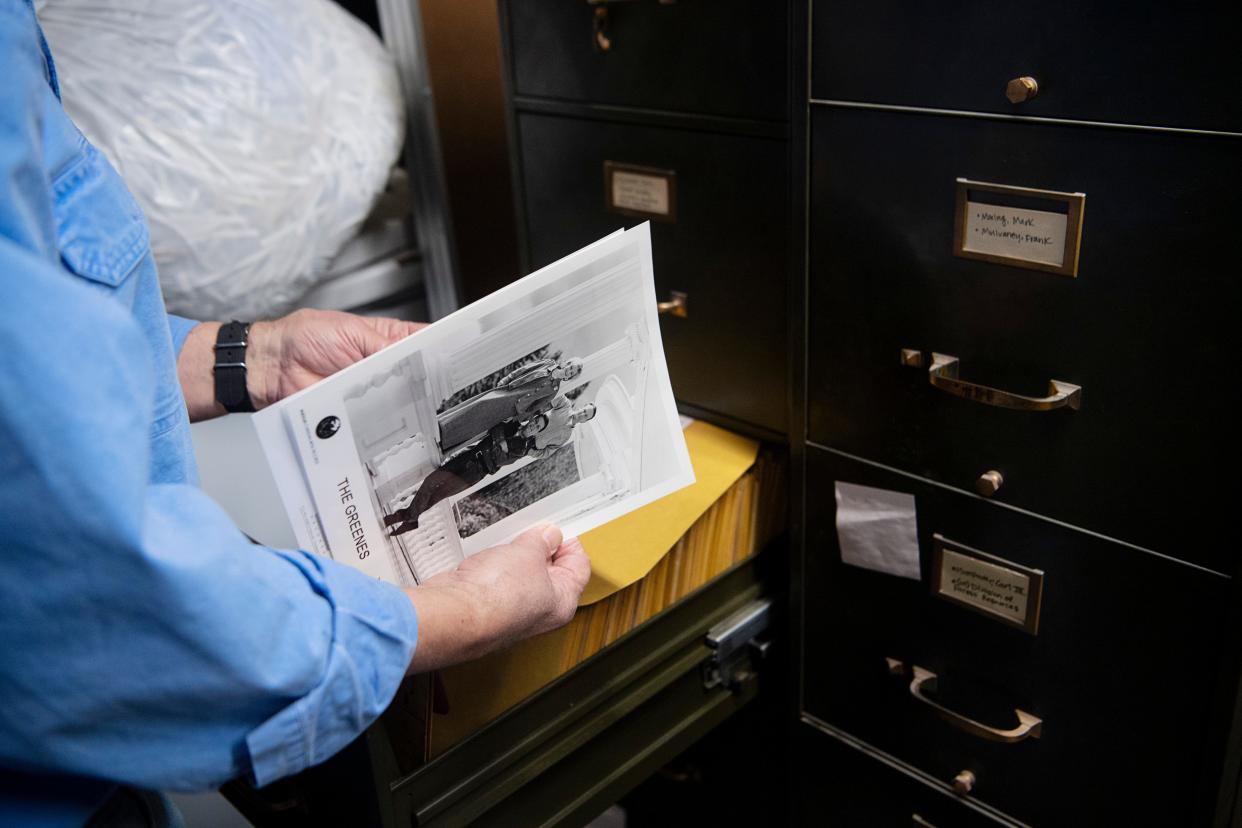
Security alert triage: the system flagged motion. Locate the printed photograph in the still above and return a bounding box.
[334,239,659,584]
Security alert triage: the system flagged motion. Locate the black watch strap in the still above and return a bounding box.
[213,320,256,413]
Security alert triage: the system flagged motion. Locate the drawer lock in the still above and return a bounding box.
[703,599,771,691]
[975,470,1004,497]
[1005,76,1040,104]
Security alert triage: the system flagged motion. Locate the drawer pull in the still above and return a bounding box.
[909,664,1043,743]
[588,0,677,52]
[918,351,1081,411]
[592,6,613,52]
[657,290,689,318]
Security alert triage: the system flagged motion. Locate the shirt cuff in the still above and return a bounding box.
[166,314,199,357]
[244,550,419,787]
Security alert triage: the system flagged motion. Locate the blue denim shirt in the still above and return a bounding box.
[0,4,419,824]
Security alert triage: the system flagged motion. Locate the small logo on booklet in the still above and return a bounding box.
[316,416,341,439]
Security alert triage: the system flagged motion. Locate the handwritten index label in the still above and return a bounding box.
[612,171,669,216]
[604,162,677,222]
[962,203,1068,267]
[941,547,1030,619]
[932,535,1044,634]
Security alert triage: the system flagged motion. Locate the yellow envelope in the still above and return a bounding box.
[577,419,760,605]
[429,419,761,755]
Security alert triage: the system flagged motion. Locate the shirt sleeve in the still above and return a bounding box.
[0,245,421,795]
[0,9,419,793]
[166,313,200,357]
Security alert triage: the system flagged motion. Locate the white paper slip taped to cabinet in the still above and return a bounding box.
[834,481,921,580]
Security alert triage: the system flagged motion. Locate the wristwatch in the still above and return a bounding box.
[213,320,256,413]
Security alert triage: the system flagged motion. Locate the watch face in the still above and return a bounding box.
[316,416,341,439]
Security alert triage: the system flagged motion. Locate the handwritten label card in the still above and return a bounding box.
[953,179,1085,277]
[612,171,670,216]
[962,203,1067,267]
[605,162,677,222]
[932,535,1044,634]
[941,547,1030,620]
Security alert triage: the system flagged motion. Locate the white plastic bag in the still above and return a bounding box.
[39,0,406,320]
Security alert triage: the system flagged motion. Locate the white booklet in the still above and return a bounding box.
[253,223,694,586]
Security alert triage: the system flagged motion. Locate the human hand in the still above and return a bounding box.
[247,308,426,408]
[403,524,591,672]
[177,309,425,421]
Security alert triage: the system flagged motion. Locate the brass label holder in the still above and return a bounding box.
[931,534,1044,635]
[953,178,1085,277]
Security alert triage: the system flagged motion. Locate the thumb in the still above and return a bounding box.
[512,523,563,558]
[550,537,591,593]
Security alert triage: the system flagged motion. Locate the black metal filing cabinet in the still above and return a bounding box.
[793,2,1242,826]
[497,0,795,439]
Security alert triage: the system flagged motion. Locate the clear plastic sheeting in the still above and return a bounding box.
[38,0,406,320]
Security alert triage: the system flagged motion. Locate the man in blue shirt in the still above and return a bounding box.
[0,2,591,824]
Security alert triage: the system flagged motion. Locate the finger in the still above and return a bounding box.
[360,316,427,345]
[511,523,563,559]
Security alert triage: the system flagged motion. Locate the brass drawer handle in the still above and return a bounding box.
[657,290,688,318]
[907,350,1082,411]
[588,0,677,52]
[909,664,1043,743]
[592,6,614,52]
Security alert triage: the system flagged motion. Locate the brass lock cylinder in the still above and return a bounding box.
[975,470,1004,497]
[1005,76,1039,104]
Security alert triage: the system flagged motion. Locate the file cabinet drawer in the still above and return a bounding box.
[797,724,1013,828]
[801,446,1232,827]
[806,105,1240,570]
[505,0,788,122]
[810,0,1241,132]
[517,112,788,435]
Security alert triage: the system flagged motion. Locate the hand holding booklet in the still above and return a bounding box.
[253,223,695,585]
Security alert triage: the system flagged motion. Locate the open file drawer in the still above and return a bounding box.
[801,445,1237,826]
[213,427,787,826]
[225,555,778,827]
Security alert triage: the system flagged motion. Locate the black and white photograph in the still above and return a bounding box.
[254,224,693,586]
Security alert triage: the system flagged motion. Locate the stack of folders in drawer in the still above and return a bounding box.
[412,421,785,757]
[560,447,783,673]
